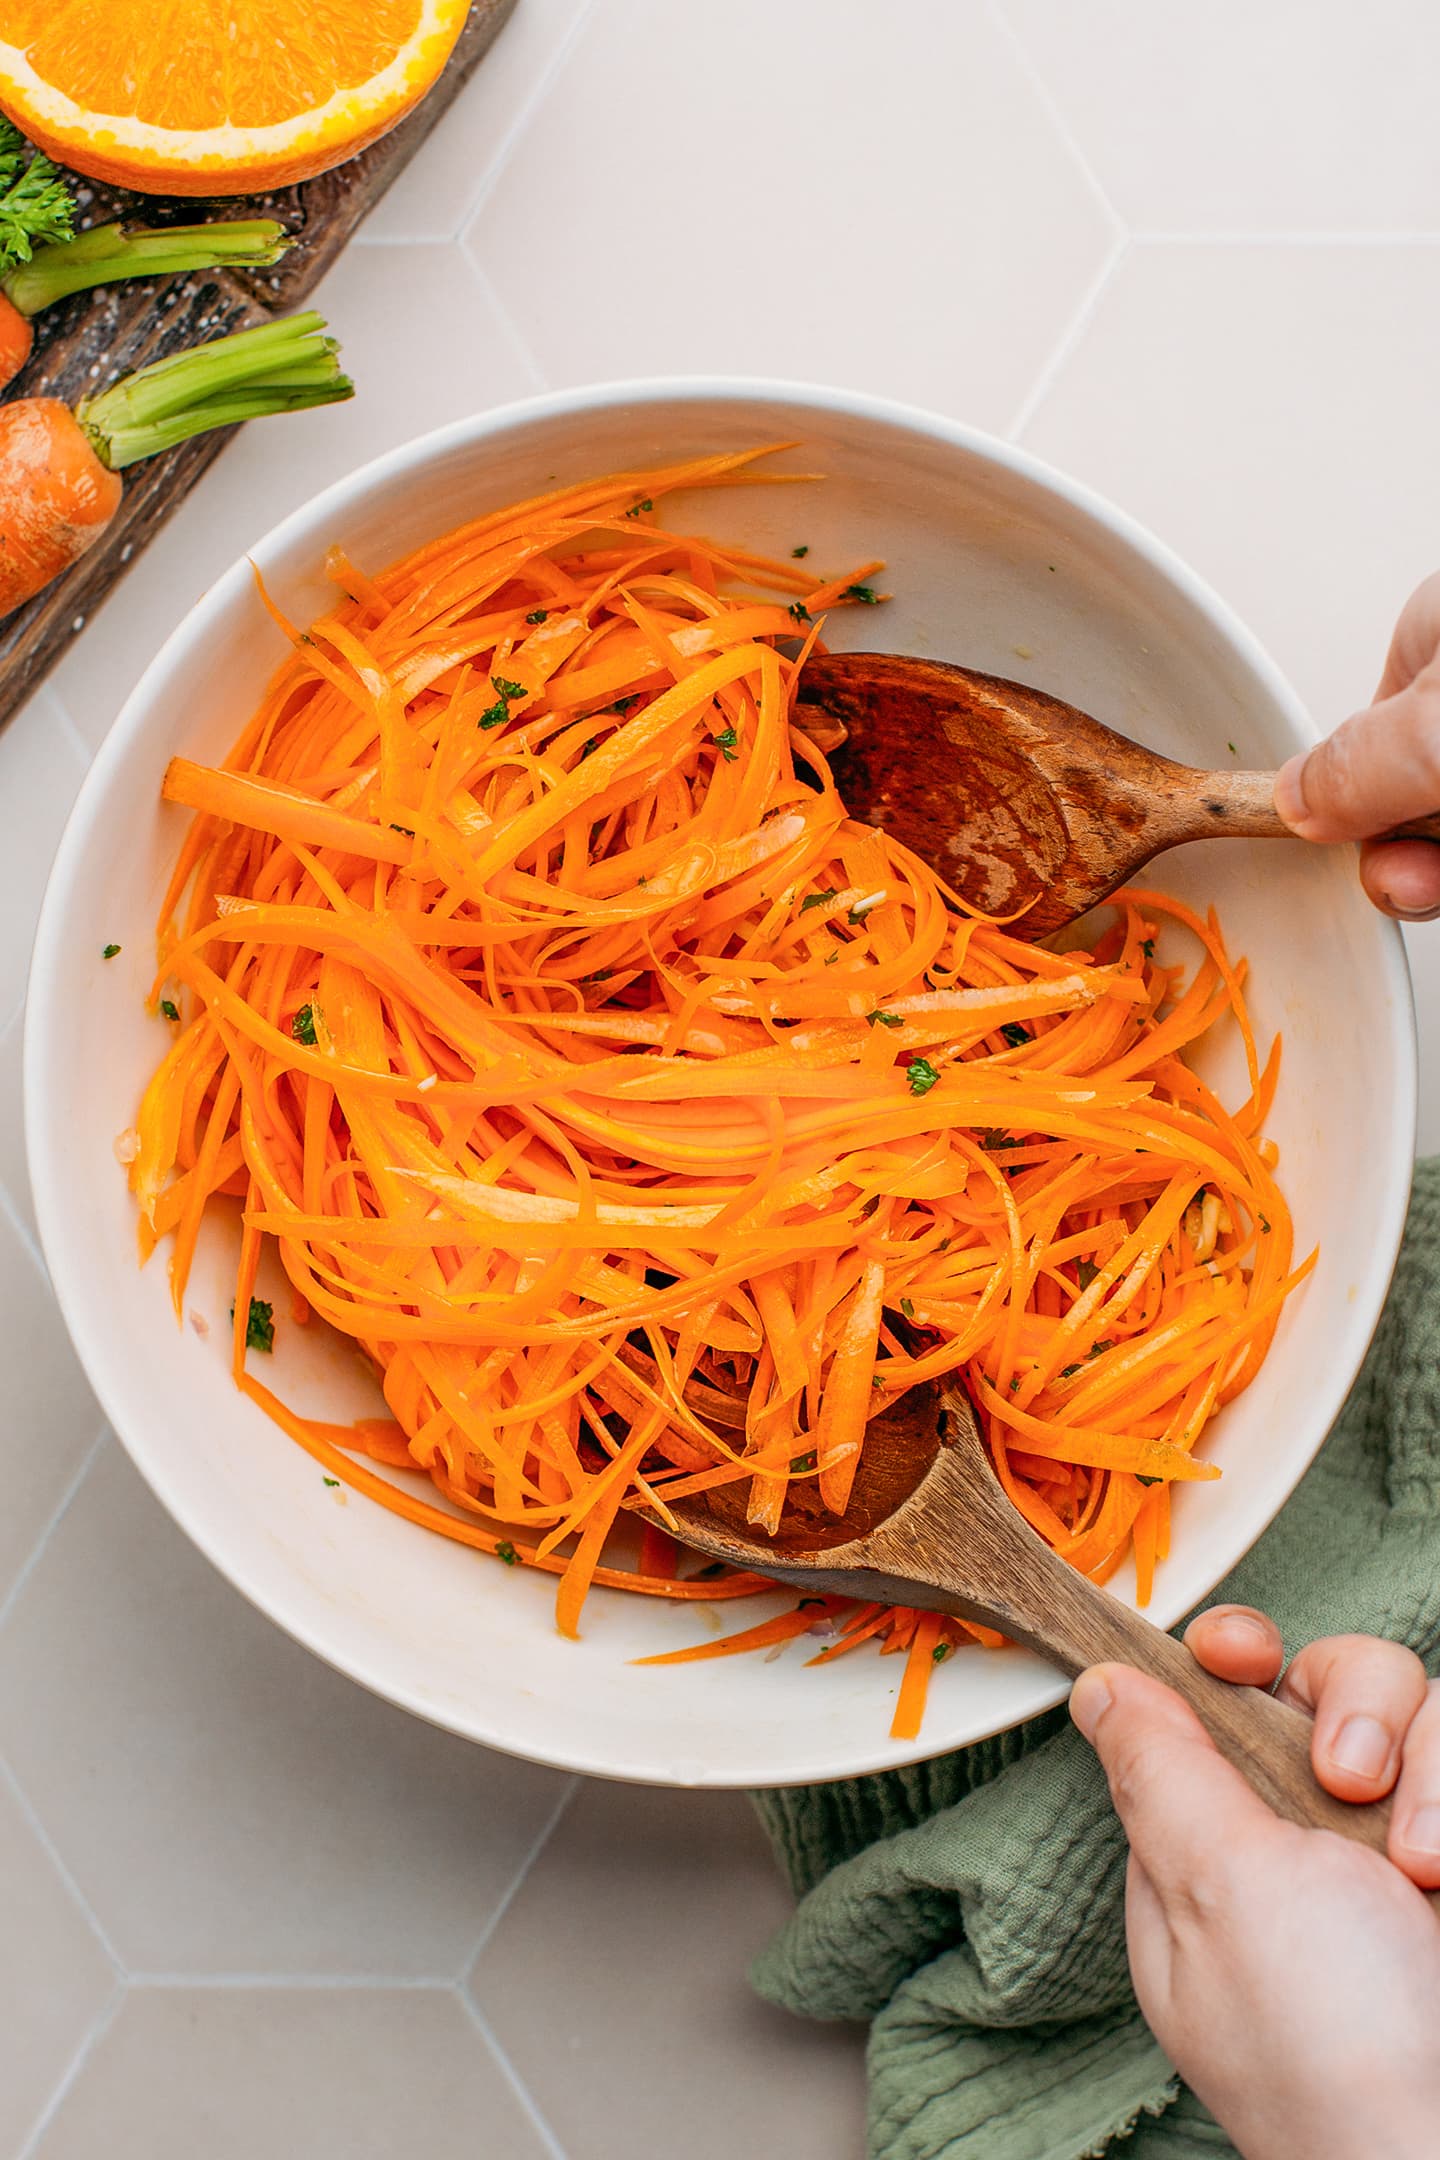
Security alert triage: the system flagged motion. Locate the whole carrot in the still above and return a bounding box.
[0,312,353,617]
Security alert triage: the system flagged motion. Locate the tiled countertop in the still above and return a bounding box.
[4,4,1439,2153]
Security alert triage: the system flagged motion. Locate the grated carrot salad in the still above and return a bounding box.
[129,447,1311,1740]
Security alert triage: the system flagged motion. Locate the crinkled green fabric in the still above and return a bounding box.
[751,1159,1440,2160]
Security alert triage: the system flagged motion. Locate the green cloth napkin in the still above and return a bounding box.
[751,1157,1440,2160]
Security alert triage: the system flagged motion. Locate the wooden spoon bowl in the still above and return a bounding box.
[797,652,1440,936]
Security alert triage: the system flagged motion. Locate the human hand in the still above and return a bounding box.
[1071,1609,1440,2160]
[1274,571,1440,919]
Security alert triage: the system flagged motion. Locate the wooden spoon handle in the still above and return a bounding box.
[1179,770,1440,846]
[980,1544,1438,1888]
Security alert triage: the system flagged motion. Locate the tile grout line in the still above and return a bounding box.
[450,0,602,241]
[0,1169,46,1278]
[0,1424,108,1641]
[463,255,552,393]
[1006,231,1128,442]
[15,1978,126,2160]
[983,0,1126,239]
[1131,229,1440,246]
[463,1774,579,1977]
[0,1739,128,1982]
[127,1972,460,1991]
[53,701,99,773]
[461,1989,571,2160]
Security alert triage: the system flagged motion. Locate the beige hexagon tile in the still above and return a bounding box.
[0,1216,101,1609]
[1017,238,1440,1145]
[0,689,89,1032]
[464,0,1115,428]
[1003,0,1440,235]
[49,241,539,755]
[367,0,596,241]
[470,1779,867,2160]
[30,1986,555,2160]
[1020,242,1440,737]
[0,1441,573,1978]
[0,1771,115,2155]
[0,1004,31,1239]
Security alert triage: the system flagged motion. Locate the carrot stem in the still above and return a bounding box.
[3,219,291,318]
[76,311,352,470]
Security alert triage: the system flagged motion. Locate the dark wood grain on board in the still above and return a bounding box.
[0,0,519,729]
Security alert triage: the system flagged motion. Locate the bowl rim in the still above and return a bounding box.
[24,373,1419,1784]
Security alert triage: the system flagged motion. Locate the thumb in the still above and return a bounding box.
[1072,1665,1284,1904]
[1274,669,1440,842]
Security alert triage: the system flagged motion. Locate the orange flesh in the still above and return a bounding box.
[0,398,122,616]
[5,0,425,129]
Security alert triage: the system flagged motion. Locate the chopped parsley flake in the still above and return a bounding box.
[609,694,642,714]
[525,608,548,624]
[1259,1214,1272,1235]
[1000,1022,1032,1048]
[496,1540,518,1567]
[159,998,179,1022]
[906,1056,940,1098]
[980,1130,1020,1151]
[323,1476,340,1488]
[936,1236,951,1251]
[790,1452,817,1474]
[492,675,526,701]
[800,889,838,913]
[1140,938,1156,959]
[791,544,810,558]
[1136,1474,1161,1488]
[871,1375,885,1389]
[932,1642,953,1663]
[866,1009,902,1028]
[843,583,880,605]
[1060,1362,1081,1379]
[1089,1338,1115,1359]
[229,1297,274,1354]
[1227,741,1237,755]
[478,700,509,729]
[102,942,121,959]
[580,737,599,759]
[291,1003,319,1046]
[623,498,653,518]
[824,950,839,965]
[1075,1258,1099,1292]
[714,725,740,762]
[900,1297,915,1320]
[847,894,883,924]
[390,823,414,836]
[787,601,811,623]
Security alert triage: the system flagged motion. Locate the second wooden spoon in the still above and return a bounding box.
[797,652,1440,936]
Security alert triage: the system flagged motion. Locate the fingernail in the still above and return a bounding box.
[1330,1713,1393,1781]
[1382,898,1440,922]
[1212,1612,1272,1643]
[1273,753,1311,831]
[1070,1670,1113,1744]
[1398,1805,1440,1857]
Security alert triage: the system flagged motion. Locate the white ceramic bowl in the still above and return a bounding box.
[26,381,1416,1786]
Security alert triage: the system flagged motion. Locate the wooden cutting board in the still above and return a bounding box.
[0,0,519,731]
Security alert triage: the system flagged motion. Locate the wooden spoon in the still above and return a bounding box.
[797,652,1440,936]
[649,1381,1432,1870]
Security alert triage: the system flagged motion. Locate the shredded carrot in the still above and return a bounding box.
[129,447,1310,1738]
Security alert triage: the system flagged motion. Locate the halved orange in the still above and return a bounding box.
[0,0,472,196]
